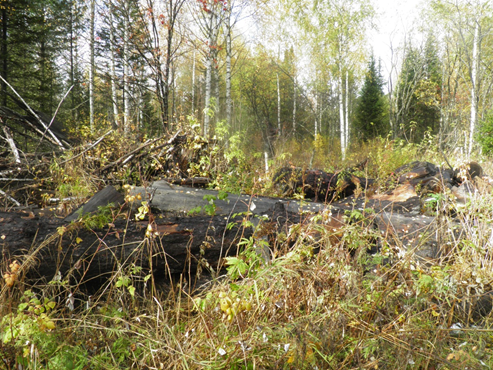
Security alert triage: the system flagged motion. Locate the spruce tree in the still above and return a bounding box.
[355,55,387,140]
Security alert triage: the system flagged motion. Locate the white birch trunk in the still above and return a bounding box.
[345,70,349,150]
[123,8,130,134]
[292,77,296,132]
[225,4,232,129]
[109,5,119,129]
[468,21,479,157]
[277,72,281,135]
[89,0,95,130]
[192,50,196,114]
[314,93,318,137]
[339,69,346,159]
[214,60,219,119]
[203,10,214,137]
[213,11,220,121]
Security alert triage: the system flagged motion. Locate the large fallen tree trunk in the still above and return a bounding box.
[1,210,255,287]
[2,170,455,287]
[131,181,452,259]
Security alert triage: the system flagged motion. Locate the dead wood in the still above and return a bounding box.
[58,130,114,165]
[273,166,375,201]
[1,158,485,289]
[0,209,253,287]
[131,179,442,259]
[0,86,69,149]
[64,185,125,222]
[96,130,182,175]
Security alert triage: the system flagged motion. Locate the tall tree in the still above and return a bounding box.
[0,0,10,106]
[355,55,387,140]
[286,0,375,158]
[192,0,226,137]
[134,0,186,131]
[108,0,119,128]
[429,0,493,156]
[388,33,441,142]
[88,0,95,129]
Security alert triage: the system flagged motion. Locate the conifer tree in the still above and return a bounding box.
[355,55,387,140]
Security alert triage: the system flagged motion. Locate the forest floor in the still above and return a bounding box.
[2,129,493,369]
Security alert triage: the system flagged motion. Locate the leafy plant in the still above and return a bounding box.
[477,110,493,155]
[189,190,229,216]
[1,290,56,345]
[79,203,115,229]
[224,236,266,280]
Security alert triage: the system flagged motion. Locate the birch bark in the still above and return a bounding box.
[468,21,479,157]
[109,4,119,129]
[123,5,130,134]
[89,0,95,130]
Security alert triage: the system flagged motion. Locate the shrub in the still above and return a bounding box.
[477,110,493,155]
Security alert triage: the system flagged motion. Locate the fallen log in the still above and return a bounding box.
[272,166,375,201]
[5,159,469,288]
[0,182,438,288]
[131,181,442,259]
[0,210,253,287]
[64,185,125,222]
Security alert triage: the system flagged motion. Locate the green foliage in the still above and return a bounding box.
[352,136,420,180]
[79,203,115,229]
[225,236,266,280]
[354,54,388,140]
[189,191,229,216]
[394,34,441,142]
[1,290,56,347]
[477,110,493,155]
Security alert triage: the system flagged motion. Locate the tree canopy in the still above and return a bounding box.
[0,0,493,158]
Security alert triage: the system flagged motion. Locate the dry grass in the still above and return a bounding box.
[2,137,493,369]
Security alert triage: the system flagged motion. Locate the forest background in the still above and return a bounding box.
[2,0,493,165]
[3,1,493,369]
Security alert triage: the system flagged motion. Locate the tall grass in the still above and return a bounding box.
[2,135,493,369]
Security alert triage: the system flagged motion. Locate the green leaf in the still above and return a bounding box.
[46,301,56,310]
[188,206,202,216]
[218,190,229,201]
[204,204,216,216]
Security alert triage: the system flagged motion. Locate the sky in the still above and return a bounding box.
[370,0,426,80]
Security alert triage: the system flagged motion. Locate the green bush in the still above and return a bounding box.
[477,111,493,155]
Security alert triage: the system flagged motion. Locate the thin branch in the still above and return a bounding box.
[59,130,115,165]
[36,85,73,151]
[0,75,66,149]
[0,189,21,207]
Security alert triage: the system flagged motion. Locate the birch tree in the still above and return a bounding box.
[88,0,95,130]
[123,2,130,133]
[429,0,493,156]
[286,0,374,158]
[192,0,226,137]
[108,1,119,128]
[224,0,245,129]
[133,0,186,131]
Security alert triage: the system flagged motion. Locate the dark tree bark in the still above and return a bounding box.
[1,210,253,286]
[273,167,375,201]
[5,160,472,287]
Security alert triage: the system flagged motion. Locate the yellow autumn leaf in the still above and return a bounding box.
[76,237,83,244]
[45,320,56,330]
[57,226,66,236]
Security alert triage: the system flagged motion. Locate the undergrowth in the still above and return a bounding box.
[2,132,493,369]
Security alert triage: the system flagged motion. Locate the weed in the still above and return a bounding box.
[4,136,493,369]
